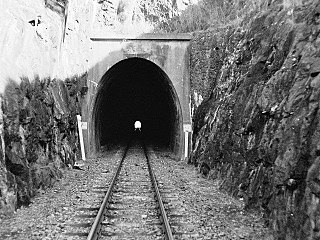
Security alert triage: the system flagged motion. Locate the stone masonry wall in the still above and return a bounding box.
[190,0,320,239]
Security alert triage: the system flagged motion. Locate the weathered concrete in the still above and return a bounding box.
[82,33,192,159]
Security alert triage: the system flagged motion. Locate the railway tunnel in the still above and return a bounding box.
[92,57,183,153]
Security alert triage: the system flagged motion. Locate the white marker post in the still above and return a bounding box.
[77,115,86,161]
[184,132,189,159]
[183,124,192,160]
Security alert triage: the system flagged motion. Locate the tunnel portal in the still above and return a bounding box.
[93,57,183,153]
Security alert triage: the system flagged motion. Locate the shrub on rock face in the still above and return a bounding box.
[1,76,82,208]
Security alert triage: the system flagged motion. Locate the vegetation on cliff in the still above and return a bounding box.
[157,0,304,33]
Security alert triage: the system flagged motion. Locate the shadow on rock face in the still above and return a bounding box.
[1,76,82,209]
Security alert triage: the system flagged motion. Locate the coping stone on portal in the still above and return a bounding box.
[90,32,192,41]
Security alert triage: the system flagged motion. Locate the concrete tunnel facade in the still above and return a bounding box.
[93,57,183,151]
[82,33,192,159]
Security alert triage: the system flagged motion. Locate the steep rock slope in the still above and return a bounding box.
[0,0,93,214]
[190,0,320,239]
[1,76,85,212]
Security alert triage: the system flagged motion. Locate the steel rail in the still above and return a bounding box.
[86,139,173,240]
[144,145,174,240]
[86,146,129,240]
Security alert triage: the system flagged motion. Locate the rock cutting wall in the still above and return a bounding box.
[0,76,85,212]
[190,0,320,239]
[0,0,94,87]
[0,0,93,215]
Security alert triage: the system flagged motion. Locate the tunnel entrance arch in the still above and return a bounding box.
[92,57,183,154]
[82,33,191,160]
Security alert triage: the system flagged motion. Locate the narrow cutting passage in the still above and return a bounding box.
[0,145,272,239]
[93,58,182,153]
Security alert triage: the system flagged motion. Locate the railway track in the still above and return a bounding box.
[85,139,174,240]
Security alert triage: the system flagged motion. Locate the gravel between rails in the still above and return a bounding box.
[0,147,273,240]
[99,143,163,240]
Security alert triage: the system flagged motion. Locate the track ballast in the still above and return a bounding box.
[86,139,173,240]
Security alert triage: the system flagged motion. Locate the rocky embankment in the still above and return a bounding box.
[190,0,320,239]
[0,76,86,214]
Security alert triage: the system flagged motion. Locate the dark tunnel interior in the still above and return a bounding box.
[93,57,182,152]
